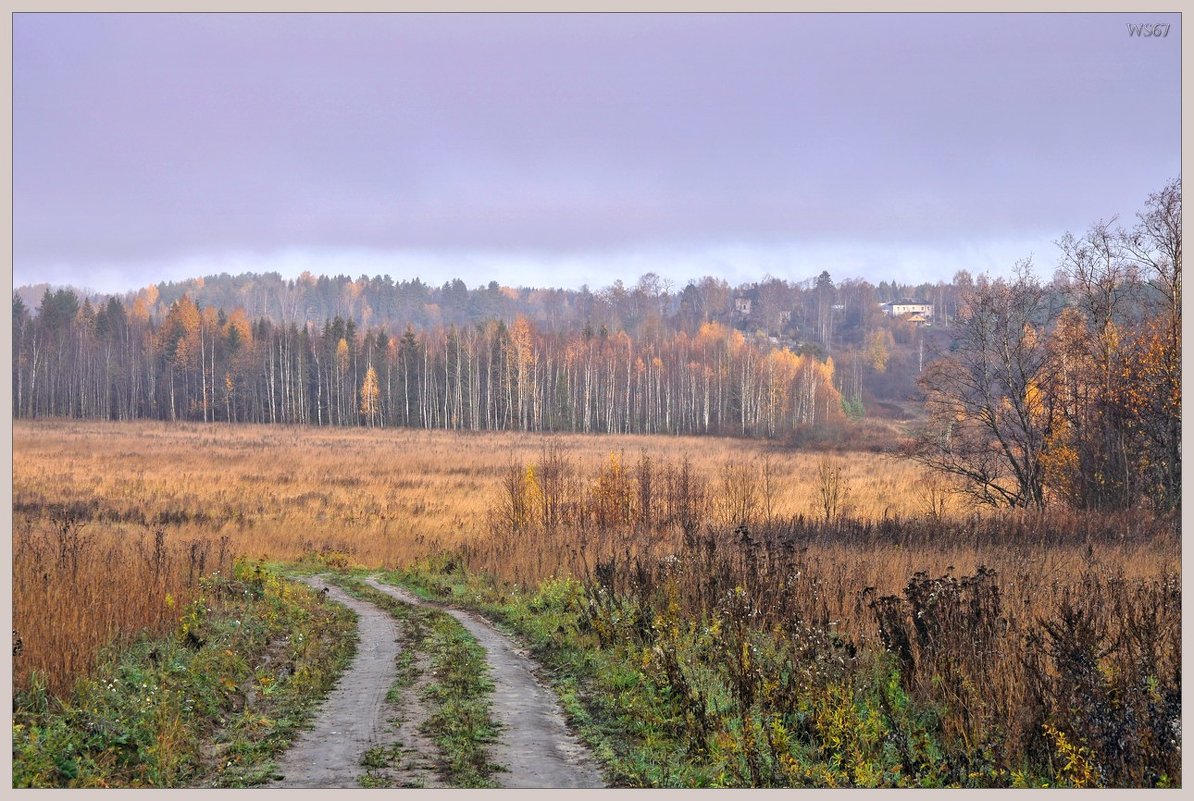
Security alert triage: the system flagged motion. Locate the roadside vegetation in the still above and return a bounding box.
[365,437,1178,788]
[383,515,1179,789]
[12,562,357,788]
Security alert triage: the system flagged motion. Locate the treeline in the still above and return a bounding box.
[14,264,961,430]
[17,269,960,347]
[11,292,846,437]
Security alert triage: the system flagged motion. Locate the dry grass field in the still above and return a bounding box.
[12,419,1179,708]
[13,418,934,563]
[9,419,920,694]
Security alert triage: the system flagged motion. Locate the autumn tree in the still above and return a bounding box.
[1053,178,1181,512]
[1121,178,1181,512]
[359,365,380,427]
[159,295,201,421]
[865,328,893,373]
[1055,219,1137,509]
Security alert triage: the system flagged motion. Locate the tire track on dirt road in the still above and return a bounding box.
[364,577,606,789]
[268,576,402,788]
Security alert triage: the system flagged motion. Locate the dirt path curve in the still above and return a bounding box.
[364,578,606,789]
[268,576,402,788]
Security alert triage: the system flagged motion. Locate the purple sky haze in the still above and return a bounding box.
[13,13,1181,294]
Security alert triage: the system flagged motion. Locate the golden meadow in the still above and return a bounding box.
[12,420,1176,700]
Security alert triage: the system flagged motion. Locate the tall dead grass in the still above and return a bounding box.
[11,420,928,695]
[12,510,231,697]
[474,445,1180,786]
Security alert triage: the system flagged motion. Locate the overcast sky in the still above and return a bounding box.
[13,13,1181,295]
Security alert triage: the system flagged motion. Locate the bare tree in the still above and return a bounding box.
[921,472,954,522]
[814,456,850,523]
[716,458,759,529]
[908,265,1058,509]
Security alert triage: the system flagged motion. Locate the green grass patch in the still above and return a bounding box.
[12,561,357,788]
[358,743,409,788]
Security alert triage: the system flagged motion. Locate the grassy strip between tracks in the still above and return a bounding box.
[331,576,500,788]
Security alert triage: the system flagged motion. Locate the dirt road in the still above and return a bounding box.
[269,574,605,788]
[364,578,606,789]
[268,577,401,788]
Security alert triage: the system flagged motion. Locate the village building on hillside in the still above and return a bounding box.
[880,299,934,324]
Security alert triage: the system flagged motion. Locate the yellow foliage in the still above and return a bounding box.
[225,309,252,346]
[866,329,893,372]
[170,295,201,335]
[510,316,536,367]
[359,366,380,419]
[1043,723,1101,788]
[523,464,543,509]
[695,321,728,347]
[131,297,151,321]
[1024,378,1046,421]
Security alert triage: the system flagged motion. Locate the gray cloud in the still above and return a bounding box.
[13,13,1180,291]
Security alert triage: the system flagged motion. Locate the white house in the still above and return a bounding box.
[734,297,753,315]
[881,300,933,319]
